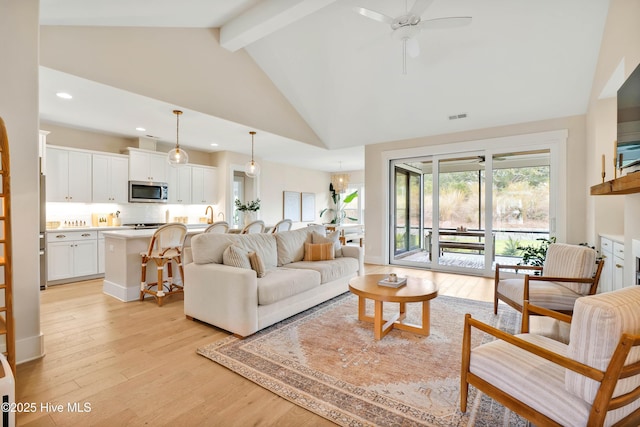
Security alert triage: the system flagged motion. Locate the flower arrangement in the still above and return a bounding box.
[235,198,260,212]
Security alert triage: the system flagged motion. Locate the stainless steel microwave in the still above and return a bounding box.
[128,181,168,203]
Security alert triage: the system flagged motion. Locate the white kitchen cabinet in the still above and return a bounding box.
[46,147,92,202]
[98,232,105,274]
[613,241,625,291]
[191,166,218,204]
[92,153,129,203]
[128,149,168,182]
[47,231,98,282]
[600,237,613,293]
[167,165,192,204]
[600,236,625,293]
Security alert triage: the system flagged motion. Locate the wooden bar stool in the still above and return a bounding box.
[140,223,188,306]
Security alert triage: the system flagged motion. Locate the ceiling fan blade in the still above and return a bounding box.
[409,0,435,17]
[353,7,394,25]
[419,16,472,30]
[406,38,420,58]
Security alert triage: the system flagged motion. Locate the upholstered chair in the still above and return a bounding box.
[139,223,187,306]
[495,243,604,330]
[461,286,640,426]
[204,221,229,233]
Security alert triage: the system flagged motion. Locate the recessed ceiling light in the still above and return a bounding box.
[56,92,73,99]
[210,143,219,147]
[135,127,146,132]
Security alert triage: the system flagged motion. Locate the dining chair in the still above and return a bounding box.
[205,221,229,233]
[139,223,188,306]
[241,220,265,234]
[271,219,292,233]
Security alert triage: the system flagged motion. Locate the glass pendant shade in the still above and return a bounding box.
[168,109,188,167]
[244,160,260,178]
[244,131,260,178]
[168,147,188,166]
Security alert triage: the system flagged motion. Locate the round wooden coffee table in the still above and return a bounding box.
[349,274,438,340]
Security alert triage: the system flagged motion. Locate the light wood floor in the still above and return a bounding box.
[16,265,495,426]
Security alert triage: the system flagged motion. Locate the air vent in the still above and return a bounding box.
[448,113,468,120]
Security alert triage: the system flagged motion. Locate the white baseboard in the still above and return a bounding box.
[103,280,140,302]
[16,332,45,364]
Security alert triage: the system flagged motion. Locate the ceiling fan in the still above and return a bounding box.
[354,0,471,74]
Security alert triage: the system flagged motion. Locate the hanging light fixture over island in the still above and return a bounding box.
[244,131,260,178]
[167,109,188,167]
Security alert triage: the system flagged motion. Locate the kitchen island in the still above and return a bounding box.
[101,225,207,302]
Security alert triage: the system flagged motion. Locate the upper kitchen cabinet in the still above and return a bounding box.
[167,165,192,204]
[46,146,92,202]
[127,148,168,183]
[191,166,218,204]
[92,153,129,203]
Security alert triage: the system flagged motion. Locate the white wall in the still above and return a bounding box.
[0,0,43,362]
[585,0,640,286]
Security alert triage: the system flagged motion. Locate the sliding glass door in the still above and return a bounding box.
[390,149,552,275]
[393,164,422,257]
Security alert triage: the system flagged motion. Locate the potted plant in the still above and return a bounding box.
[320,183,358,225]
[235,198,260,226]
[517,236,556,268]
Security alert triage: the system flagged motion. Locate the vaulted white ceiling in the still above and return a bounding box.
[39,0,610,171]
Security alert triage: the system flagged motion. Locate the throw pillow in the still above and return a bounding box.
[304,242,335,261]
[248,251,266,278]
[222,244,252,270]
[312,230,342,257]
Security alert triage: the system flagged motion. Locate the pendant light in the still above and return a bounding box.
[331,161,350,193]
[244,131,261,178]
[167,109,188,167]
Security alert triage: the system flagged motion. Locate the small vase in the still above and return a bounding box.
[244,211,255,226]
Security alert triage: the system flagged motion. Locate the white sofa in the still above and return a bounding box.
[184,225,363,337]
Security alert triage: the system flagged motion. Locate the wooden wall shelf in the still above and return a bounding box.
[591,172,640,195]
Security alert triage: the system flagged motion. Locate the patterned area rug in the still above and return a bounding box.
[197,293,527,426]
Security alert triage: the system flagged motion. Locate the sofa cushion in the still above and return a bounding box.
[222,244,252,270]
[257,268,321,305]
[287,257,359,284]
[248,252,266,278]
[566,287,640,405]
[191,232,239,264]
[304,242,334,261]
[237,233,278,270]
[312,230,342,258]
[275,228,313,266]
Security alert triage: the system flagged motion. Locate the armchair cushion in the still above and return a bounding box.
[498,278,581,311]
[566,286,640,403]
[470,334,590,426]
[543,243,596,295]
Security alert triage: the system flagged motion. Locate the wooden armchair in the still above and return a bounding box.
[462,286,640,426]
[495,243,604,330]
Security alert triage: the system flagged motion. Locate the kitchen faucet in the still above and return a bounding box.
[218,212,225,221]
[205,206,214,224]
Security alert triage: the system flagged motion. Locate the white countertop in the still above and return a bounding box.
[101,225,207,239]
[46,223,209,234]
[600,233,625,243]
